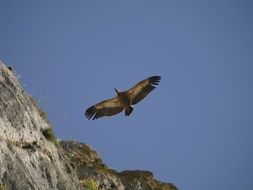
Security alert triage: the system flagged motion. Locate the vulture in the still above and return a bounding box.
[85,76,161,120]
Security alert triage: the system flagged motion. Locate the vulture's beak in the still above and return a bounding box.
[114,88,119,93]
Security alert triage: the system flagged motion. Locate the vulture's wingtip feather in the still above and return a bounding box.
[149,76,161,86]
[85,106,96,120]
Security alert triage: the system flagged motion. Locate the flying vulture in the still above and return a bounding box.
[85,76,161,120]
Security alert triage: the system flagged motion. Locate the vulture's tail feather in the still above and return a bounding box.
[125,106,133,116]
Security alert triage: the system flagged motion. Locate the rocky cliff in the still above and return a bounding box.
[0,62,177,190]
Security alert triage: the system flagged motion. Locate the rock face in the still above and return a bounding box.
[60,141,178,190]
[0,61,177,190]
[0,63,80,190]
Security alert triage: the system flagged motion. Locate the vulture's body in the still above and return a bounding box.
[85,76,161,120]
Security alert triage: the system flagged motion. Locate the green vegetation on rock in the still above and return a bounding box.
[0,182,6,190]
[41,127,57,145]
[81,178,99,190]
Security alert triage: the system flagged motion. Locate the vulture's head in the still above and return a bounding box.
[114,88,120,94]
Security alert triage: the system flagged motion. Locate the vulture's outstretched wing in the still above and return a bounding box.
[127,76,161,105]
[85,97,123,120]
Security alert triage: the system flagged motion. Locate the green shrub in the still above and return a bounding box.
[70,161,77,171]
[0,182,6,190]
[41,127,57,145]
[81,178,99,190]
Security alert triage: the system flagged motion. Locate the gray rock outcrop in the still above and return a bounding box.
[0,63,80,190]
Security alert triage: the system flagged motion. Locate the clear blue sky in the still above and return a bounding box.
[1,1,253,189]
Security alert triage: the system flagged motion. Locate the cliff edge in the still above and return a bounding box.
[0,62,177,190]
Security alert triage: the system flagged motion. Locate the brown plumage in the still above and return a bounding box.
[85,76,161,120]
